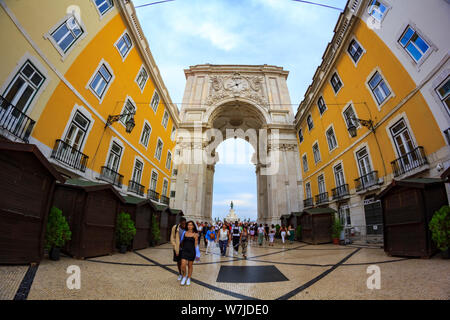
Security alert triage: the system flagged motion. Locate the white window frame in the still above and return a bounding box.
[346,37,366,67]
[365,68,394,109]
[149,169,159,192]
[353,142,376,179]
[397,23,435,67]
[104,137,124,174]
[330,71,343,95]
[302,153,309,172]
[119,96,137,130]
[155,138,164,161]
[317,174,326,195]
[312,141,321,164]
[60,104,95,154]
[306,114,314,131]
[135,65,149,92]
[298,127,304,143]
[92,0,114,17]
[305,182,312,200]
[384,113,419,160]
[150,90,160,113]
[162,110,169,129]
[332,161,346,188]
[131,157,144,184]
[44,14,87,60]
[367,0,391,23]
[317,96,327,116]
[139,120,152,149]
[86,59,115,104]
[435,75,450,117]
[341,102,361,138]
[325,124,338,152]
[114,30,133,61]
[162,178,169,197]
[165,150,172,170]
[171,125,177,141]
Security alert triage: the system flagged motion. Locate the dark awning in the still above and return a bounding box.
[303,208,336,215]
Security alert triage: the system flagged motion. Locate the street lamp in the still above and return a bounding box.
[347,117,375,138]
[105,112,136,133]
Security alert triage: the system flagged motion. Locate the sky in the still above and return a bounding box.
[133,0,347,220]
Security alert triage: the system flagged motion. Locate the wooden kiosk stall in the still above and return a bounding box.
[154,204,171,244]
[299,208,335,245]
[52,179,125,259]
[0,142,65,264]
[121,196,156,250]
[377,178,448,258]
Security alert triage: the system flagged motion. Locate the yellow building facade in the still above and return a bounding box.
[0,0,179,204]
[294,0,448,241]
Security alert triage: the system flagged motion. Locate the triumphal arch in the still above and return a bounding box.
[170,64,303,224]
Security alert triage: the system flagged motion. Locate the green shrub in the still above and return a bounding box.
[296,225,302,240]
[275,224,281,237]
[429,205,450,252]
[45,206,71,250]
[331,216,343,239]
[151,215,161,244]
[115,212,136,246]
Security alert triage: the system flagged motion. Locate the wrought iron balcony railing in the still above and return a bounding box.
[160,195,170,205]
[147,189,160,202]
[99,166,123,188]
[128,180,145,197]
[303,197,314,208]
[391,146,428,177]
[0,95,35,142]
[315,192,329,205]
[332,184,349,200]
[51,139,89,172]
[355,171,379,192]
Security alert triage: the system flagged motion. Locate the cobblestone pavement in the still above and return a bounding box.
[1,241,449,300]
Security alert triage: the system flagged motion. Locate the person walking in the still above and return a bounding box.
[268,224,276,246]
[250,224,256,244]
[240,223,249,259]
[280,225,287,244]
[203,222,208,247]
[288,224,295,244]
[257,224,265,246]
[205,226,216,255]
[218,223,231,257]
[197,223,203,247]
[180,221,200,286]
[264,224,269,242]
[231,221,241,256]
[170,217,186,282]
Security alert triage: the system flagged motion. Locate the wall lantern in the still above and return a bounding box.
[105,112,136,133]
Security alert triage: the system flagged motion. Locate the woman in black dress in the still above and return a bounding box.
[180,220,199,286]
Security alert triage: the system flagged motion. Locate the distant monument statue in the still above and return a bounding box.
[225,200,239,222]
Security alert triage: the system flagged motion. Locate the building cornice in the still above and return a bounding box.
[184,64,289,79]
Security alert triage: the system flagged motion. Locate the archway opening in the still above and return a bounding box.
[212,137,257,223]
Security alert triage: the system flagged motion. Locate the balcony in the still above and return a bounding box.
[128,180,145,197]
[0,95,35,143]
[160,195,170,205]
[303,197,314,208]
[355,171,379,192]
[98,166,123,188]
[332,184,349,200]
[51,139,89,172]
[147,189,160,202]
[315,192,329,205]
[391,146,428,177]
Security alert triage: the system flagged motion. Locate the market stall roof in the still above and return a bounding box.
[63,178,125,202]
[377,178,445,199]
[303,208,336,215]
[122,195,157,209]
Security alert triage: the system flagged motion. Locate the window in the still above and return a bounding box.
[136,67,148,90]
[313,143,321,163]
[436,76,450,116]
[150,91,160,112]
[338,204,351,226]
[317,97,327,115]
[131,159,143,183]
[305,182,312,199]
[121,99,135,125]
[399,26,430,63]
[356,147,373,178]
[390,119,416,158]
[50,16,84,54]
[89,63,112,99]
[166,151,172,170]
[162,110,169,129]
[150,171,158,191]
[368,0,388,21]
[302,154,309,172]
[94,0,114,16]
[155,138,163,160]
[334,164,345,187]
[307,115,314,131]
[106,142,122,172]
[368,71,391,105]
[115,32,132,58]
[348,39,364,64]
[171,126,176,141]
[298,128,304,143]
[326,127,338,151]
[162,179,168,197]
[330,72,343,94]
[64,112,90,151]
[343,105,358,129]
[2,60,45,114]
[140,123,151,147]
[318,175,326,194]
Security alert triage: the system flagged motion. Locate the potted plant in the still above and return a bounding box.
[331,216,343,245]
[296,225,302,242]
[429,205,450,259]
[115,212,136,253]
[150,215,161,247]
[44,206,71,261]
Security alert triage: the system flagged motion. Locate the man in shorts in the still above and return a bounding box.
[170,217,186,281]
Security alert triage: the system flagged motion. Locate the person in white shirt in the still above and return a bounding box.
[257,224,266,246]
